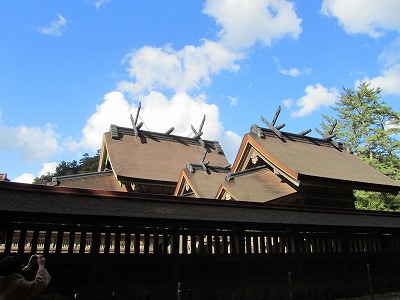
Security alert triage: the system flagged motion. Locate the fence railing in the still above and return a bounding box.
[2,224,399,257]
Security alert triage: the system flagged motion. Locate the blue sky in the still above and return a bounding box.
[1,0,399,183]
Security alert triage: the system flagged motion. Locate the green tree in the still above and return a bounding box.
[33,151,100,185]
[322,82,400,211]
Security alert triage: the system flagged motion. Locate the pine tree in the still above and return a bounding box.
[33,151,100,184]
[322,82,400,211]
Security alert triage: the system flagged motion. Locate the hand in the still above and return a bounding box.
[37,255,46,267]
[27,254,38,269]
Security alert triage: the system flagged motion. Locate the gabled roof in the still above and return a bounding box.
[99,125,229,185]
[215,167,297,202]
[175,166,230,198]
[52,170,126,192]
[232,127,400,193]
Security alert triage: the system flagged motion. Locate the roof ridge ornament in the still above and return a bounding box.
[130,102,143,138]
[261,106,285,139]
[165,127,175,135]
[315,120,342,150]
[190,115,206,148]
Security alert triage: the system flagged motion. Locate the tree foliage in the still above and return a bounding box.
[33,151,100,185]
[322,82,400,211]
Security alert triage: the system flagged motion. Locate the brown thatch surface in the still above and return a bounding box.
[177,168,229,198]
[54,171,126,192]
[238,131,400,190]
[218,168,297,202]
[103,129,229,183]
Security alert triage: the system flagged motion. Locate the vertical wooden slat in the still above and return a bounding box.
[272,236,277,254]
[198,234,204,255]
[222,234,228,254]
[237,231,245,255]
[162,233,168,254]
[114,231,121,254]
[182,233,188,254]
[104,231,111,254]
[172,230,179,255]
[55,230,64,254]
[207,234,213,254]
[190,234,196,255]
[231,235,237,254]
[30,230,39,254]
[91,230,101,255]
[143,232,149,255]
[18,228,27,254]
[134,232,140,254]
[154,232,160,255]
[125,232,131,255]
[215,234,220,255]
[43,230,52,255]
[68,231,75,254]
[260,236,266,254]
[278,236,283,253]
[79,231,87,254]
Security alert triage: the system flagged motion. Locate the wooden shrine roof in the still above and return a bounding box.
[233,129,400,192]
[52,170,126,192]
[99,126,230,184]
[175,167,230,198]
[216,167,297,202]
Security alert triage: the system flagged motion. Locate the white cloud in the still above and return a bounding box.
[282,99,293,109]
[119,41,240,95]
[358,64,400,96]
[69,91,134,151]
[379,37,400,66]
[139,91,223,139]
[321,0,400,38]
[228,96,238,106]
[220,130,242,164]
[203,0,302,49]
[37,13,68,37]
[13,173,35,184]
[272,56,311,77]
[93,0,111,10]
[290,83,339,117]
[353,34,400,96]
[0,124,61,162]
[39,162,58,176]
[12,162,57,184]
[71,90,223,151]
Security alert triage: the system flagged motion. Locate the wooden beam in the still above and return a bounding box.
[261,116,283,139]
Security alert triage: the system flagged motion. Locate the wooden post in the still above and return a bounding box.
[177,282,182,300]
[288,271,293,300]
[367,264,374,300]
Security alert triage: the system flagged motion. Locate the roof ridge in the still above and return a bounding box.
[250,125,346,150]
[112,125,220,147]
[52,170,114,185]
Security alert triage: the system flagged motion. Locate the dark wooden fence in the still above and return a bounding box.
[1,181,400,299]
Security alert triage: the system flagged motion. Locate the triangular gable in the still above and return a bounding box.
[174,170,199,197]
[231,133,300,186]
[215,185,238,201]
[175,166,231,198]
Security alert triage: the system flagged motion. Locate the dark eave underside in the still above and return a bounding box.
[1,181,399,231]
